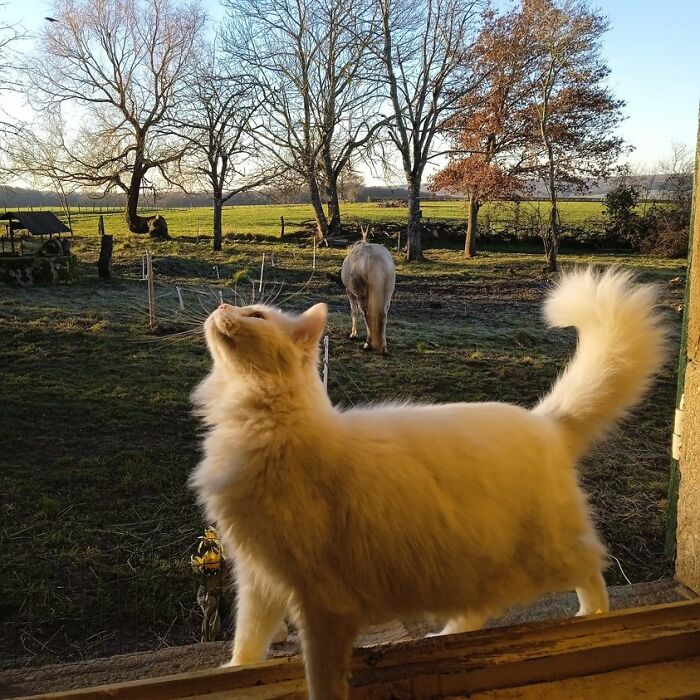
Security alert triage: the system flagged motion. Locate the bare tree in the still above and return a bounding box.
[178,54,279,251]
[374,0,482,261]
[521,0,626,271]
[338,163,366,202]
[0,3,25,175]
[223,0,385,240]
[659,142,694,226]
[315,0,388,236]
[9,115,77,229]
[21,0,205,237]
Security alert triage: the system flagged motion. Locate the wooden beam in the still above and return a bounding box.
[666,110,700,560]
[674,110,700,591]
[17,599,700,700]
[453,656,700,699]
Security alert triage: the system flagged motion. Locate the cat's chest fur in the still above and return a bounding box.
[192,418,333,571]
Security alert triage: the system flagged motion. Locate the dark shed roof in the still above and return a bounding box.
[0,211,72,235]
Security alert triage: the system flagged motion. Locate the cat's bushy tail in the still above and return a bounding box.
[533,267,667,457]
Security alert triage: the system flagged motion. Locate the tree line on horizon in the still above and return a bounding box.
[0,0,689,268]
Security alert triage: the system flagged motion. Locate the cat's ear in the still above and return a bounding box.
[293,303,327,349]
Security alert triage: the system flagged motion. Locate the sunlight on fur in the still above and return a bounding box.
[190,267,667,700]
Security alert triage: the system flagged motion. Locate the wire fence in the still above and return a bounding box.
[3,197,627,214]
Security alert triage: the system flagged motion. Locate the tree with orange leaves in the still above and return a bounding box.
[433,0,626,268]
[522,0,626,271]
[431,7,534,257]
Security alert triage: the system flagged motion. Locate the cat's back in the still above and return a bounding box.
[341,400,555,445]
[337,400,566,489]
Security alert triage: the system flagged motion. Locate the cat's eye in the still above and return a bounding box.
[247,311,266,319]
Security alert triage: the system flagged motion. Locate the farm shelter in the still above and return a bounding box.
[0,211,72,252]
[0,211,77,286]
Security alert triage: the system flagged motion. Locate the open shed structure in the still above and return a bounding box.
[0,211,72,255]
[0,211,77,285]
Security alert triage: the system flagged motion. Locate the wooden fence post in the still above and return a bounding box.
[146,250,156,329]
[97,217,113,279]
[259,253,265,293]
[97,233,114,280]
[280,216,285,238]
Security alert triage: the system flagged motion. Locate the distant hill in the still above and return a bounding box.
[1,175,671,210]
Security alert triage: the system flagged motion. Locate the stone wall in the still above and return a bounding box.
[0,254,78,286]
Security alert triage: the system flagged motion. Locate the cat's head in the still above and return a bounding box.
[203,302,328,379]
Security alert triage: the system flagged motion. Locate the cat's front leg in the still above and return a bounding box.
[226,569,287,667]
[575,570,609,616]
[299,606,358,700]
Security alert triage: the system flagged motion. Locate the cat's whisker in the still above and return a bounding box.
[261,280,285,308]
[335,367,370,404]
[196,293,216,318]
[259,280,277,305]
[142,330,205,352]
[329,375,355,407]
[276,270,316,307]
[142,328,205,343]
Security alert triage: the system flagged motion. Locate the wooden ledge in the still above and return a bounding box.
[19,599,700,700]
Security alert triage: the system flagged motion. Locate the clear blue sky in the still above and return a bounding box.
[3,0,698,170]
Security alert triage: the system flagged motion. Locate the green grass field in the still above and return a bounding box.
[46,199,606,240]
[0,213,686,669]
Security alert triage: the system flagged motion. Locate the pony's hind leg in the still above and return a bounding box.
[347,293,360,339]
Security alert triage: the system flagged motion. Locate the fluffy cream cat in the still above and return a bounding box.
[190,267,666,700]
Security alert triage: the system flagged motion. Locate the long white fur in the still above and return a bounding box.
[190,267,666,700]
[340,239,396,353]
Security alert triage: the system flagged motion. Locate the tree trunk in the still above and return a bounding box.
[323,152,341,239]
[542,135,559,271]
[98,234,113,280]
[405,178,423,261]
[126,168,148,233]
[309,176,329,241]
[326,182,341,239]
[465,194,480,258]
[544,202,560,271]
[125,166,169,239]
[213,197,223,252]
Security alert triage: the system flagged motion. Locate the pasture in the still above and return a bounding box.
[0,215,685,668]
[35,199,607,240]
